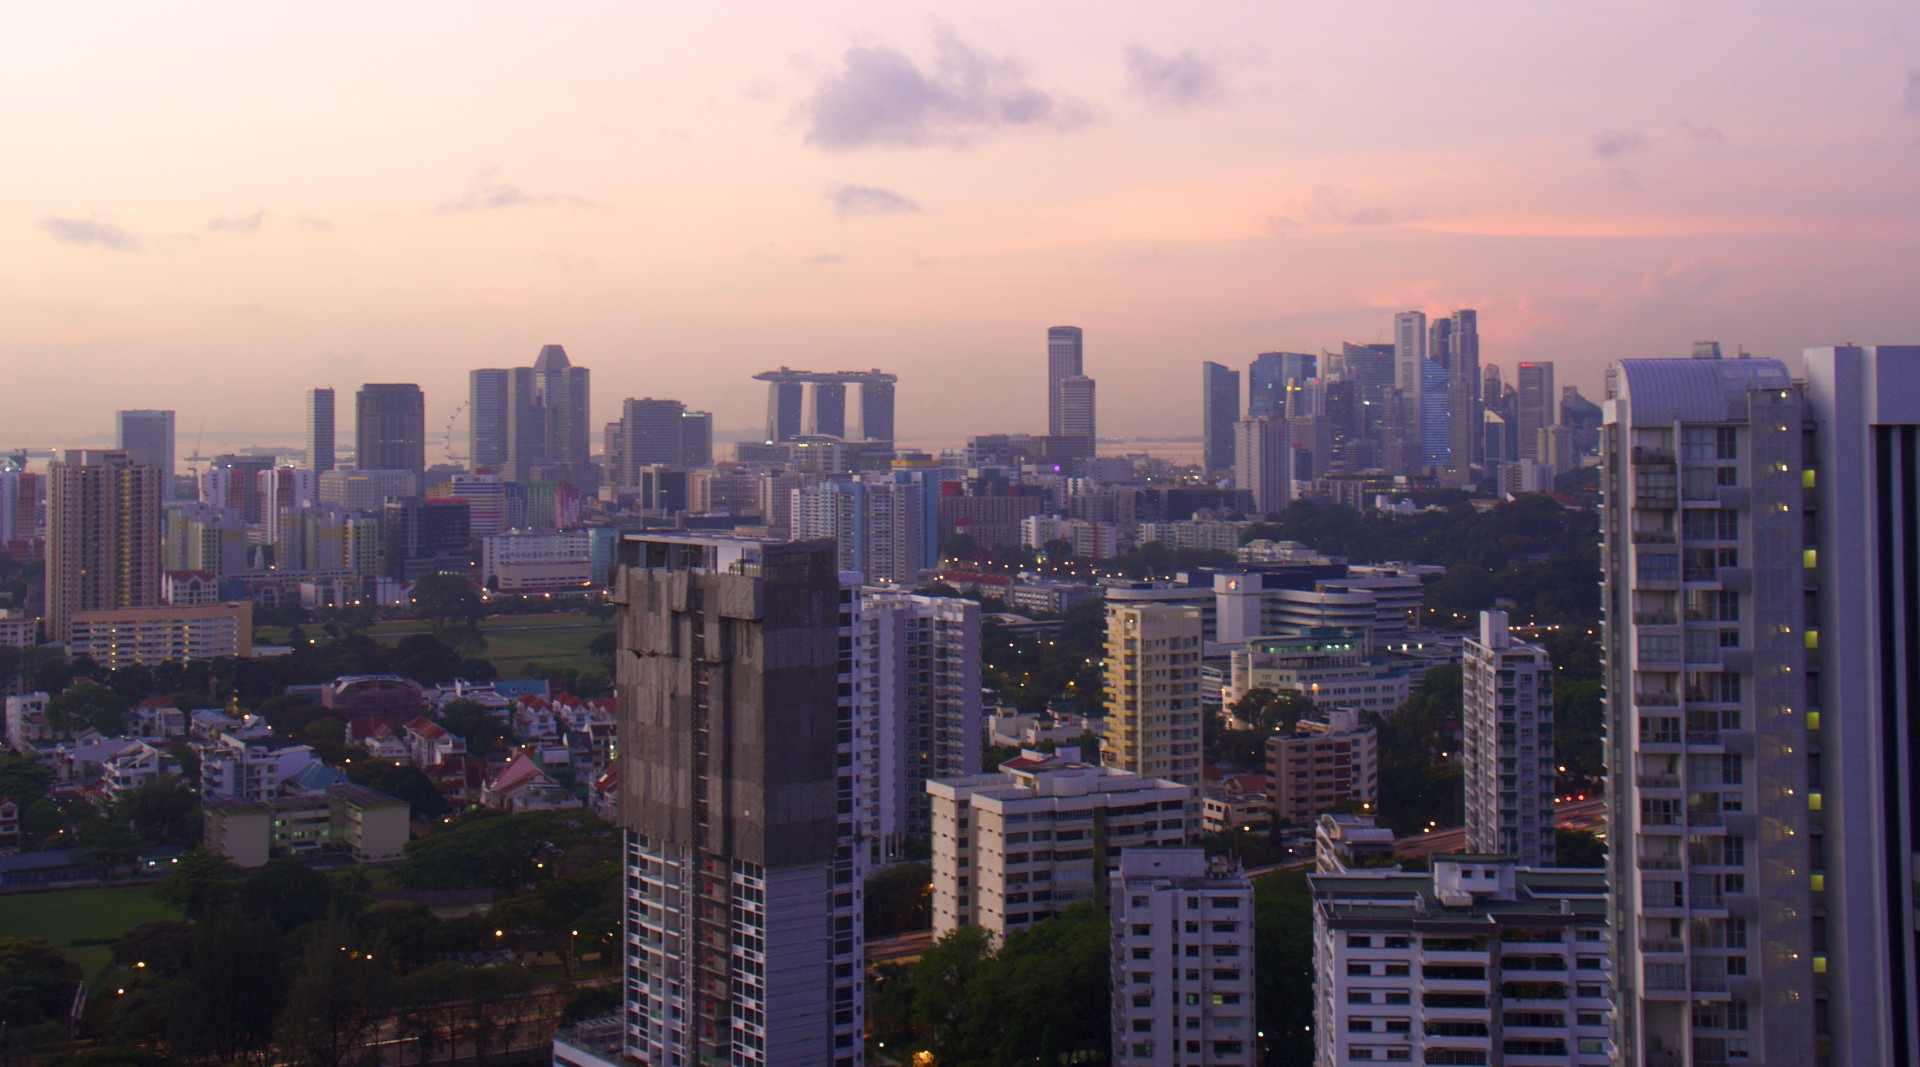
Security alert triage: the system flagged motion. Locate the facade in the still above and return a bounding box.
[1224,633,1415,715]
[115,410,176,499]
[46,450,162,641]
[1265,708,1379,826]
[1602,356,1814,1065]
[790,478,928,585]
[67,602,251,669]
[1801,344,1920,1064]
[200,735,321,802]
[1515,362,1555,463]
[316,468,417,510]
[1248,351,1314,420]
[1315,812,1398,873]
[610,397,713,484]
[468,367,510,471]
[355,383,427,476]
[203,783,409,868]
[481,529,594,592]
[506,345,593,485]
[928,747,1190,941]
[381,498,471,580]
[1203,361,1241,473]
[306,387,336,473]
[857,592,982,854]
[1235,416,1290,516]
[1109,849,1257,1067]
[1462,610,1555,868]
[1102,603,1204,791]
[610,535,864,1067]
[1048,325,1085,437]
[1311,856,1614,1067]
[1058,374,1098,447]
[1447,309,1482,481]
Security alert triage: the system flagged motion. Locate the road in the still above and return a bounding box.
[1249,796,1611,877]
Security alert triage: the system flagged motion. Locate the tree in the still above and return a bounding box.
[1556,828,1608,869]
[165,910,287,1065]
[1254,870,1316,1067]
[0,937,83,1030]
[0,754,53,806]
[117,776,200,848]
[154,848,245,921]
[909,925,993,1057]
[44,680,129,737]
[390,634,465,687]
[408,573,483,630]
[240,858,335,932]
[347,760,449,818]
[276,914,391,1067]
[437,700,508,757]
[864,863,933,939]
[112,921,195,976]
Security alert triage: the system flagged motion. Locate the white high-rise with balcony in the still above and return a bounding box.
[1463,610,1556,867]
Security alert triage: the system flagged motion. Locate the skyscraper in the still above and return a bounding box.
[1202,362,1241,473]
[1102,601,1204,790]
[1603,357,1813,1065]
[1516,361,1555,462]
[46,450,161,641]
[1446,309,1481,482]
[305,387,336,474]
[1235,416,1290,515]
[1047,325,1085,436]
[607,535,864,1067]
[789,478,928,584]
[611,398,713,486]
[468,368,509,471]
[1248,352,1315,419]
[1110,850,1257,1067]
[506,345,591,484]
[355,383,426,476]
[856,590,982,856]
[1393,311,1427,407]
[116,410,175,500]
[1462,609,1554,867]
[1057,374,1097,446]
[1801,344,1920,1064]
[858,378,895,442]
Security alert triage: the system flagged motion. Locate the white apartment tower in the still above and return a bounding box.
[1603,357,1814,1065]
[1311,856,1614,1066]
[1234,416,1291,516]
[602,535,863,1067]
[856,591,983,859]
[1110,849,1257,1067]
[790,479,927,585]
[927,747,1190,941]
[1463,609,1556,867]
[1102,602,1205,791]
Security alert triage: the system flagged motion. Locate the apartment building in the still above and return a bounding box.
[1110,849,1257,1066]
[1265,708,1379,826]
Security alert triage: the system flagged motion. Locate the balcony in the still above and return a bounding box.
[1634,612,1679,626]
[1632,447,1677,466]
[1637,854,1682,871]
[1638,937,1685,955]
[1637,774,1680,790]
[1636,691,1680,707]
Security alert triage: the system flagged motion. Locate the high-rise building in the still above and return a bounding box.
[859,378,895,442]
[47,450,161,641]
[807,381,847,438]
[0,457,37,548]
[355,383,426,477]
[116,410,176,500]
[1201,362,1240,473]
[604,535,864,1067]
[305,388,336,474]
[1393,310,1427,414]
[1462,609,1554,867]
[857,591,982,857]
[1800,344,1920,1065]
[1447,309,1482,481]
[612,398,714,484]
[1109,849,1257,1067]
[1311,856,1614,1067]
[753,370,896,444]
[468,368,509,472]
[1058,374,1098,446]
[928,746,1191,941]
[1515,361,1555,462]
[380,498,472,580]
[789,478,928,585]
[1234,416,1290,515]
[1248,352,1315,419]
[1102,602,1204,790]
[1603,356,1814,1065]
[506,345,592,485]
[1048,325,1085,436]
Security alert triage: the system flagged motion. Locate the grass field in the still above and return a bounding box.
[257,613,613,676]
[0,884,171,982]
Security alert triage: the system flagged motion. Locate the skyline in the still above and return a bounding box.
[9,2,1920,444]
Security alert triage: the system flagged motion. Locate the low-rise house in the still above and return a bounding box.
[480,750,579,813]
[0,796,19,851]
[203,783,410,868]
[125,698,189,741]
[361,723,409,762]
[55,737,144,785]
[101,741,179,802]
[587,759,619,822]
[4,692,51,751]
[1200,774,1274,837]
[403,716,466,767]
[199,734,321,802]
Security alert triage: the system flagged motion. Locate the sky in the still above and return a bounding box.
[6,1,1920,452]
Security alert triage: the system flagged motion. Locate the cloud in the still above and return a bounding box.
[1268,185,1424,231]
[37,217,140,252]
[1634,259,1732,308]
[208,210,267,233]
[301,217,334,232]
[829,184,922,216]
[801,26,1091,150]
[1673,120,1725,145]
[1907,70,1920,115]
[1591,129,1648,159]
[809,253,845,265]
[1123,46,1222,106]
[439,174,592,212]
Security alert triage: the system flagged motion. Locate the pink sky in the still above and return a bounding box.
[6,1,1920,448]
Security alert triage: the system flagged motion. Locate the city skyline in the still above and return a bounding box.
[10,4,1920,445]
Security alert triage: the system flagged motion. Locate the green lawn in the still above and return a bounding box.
[258,613,613,676]
[0,884,172,982]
